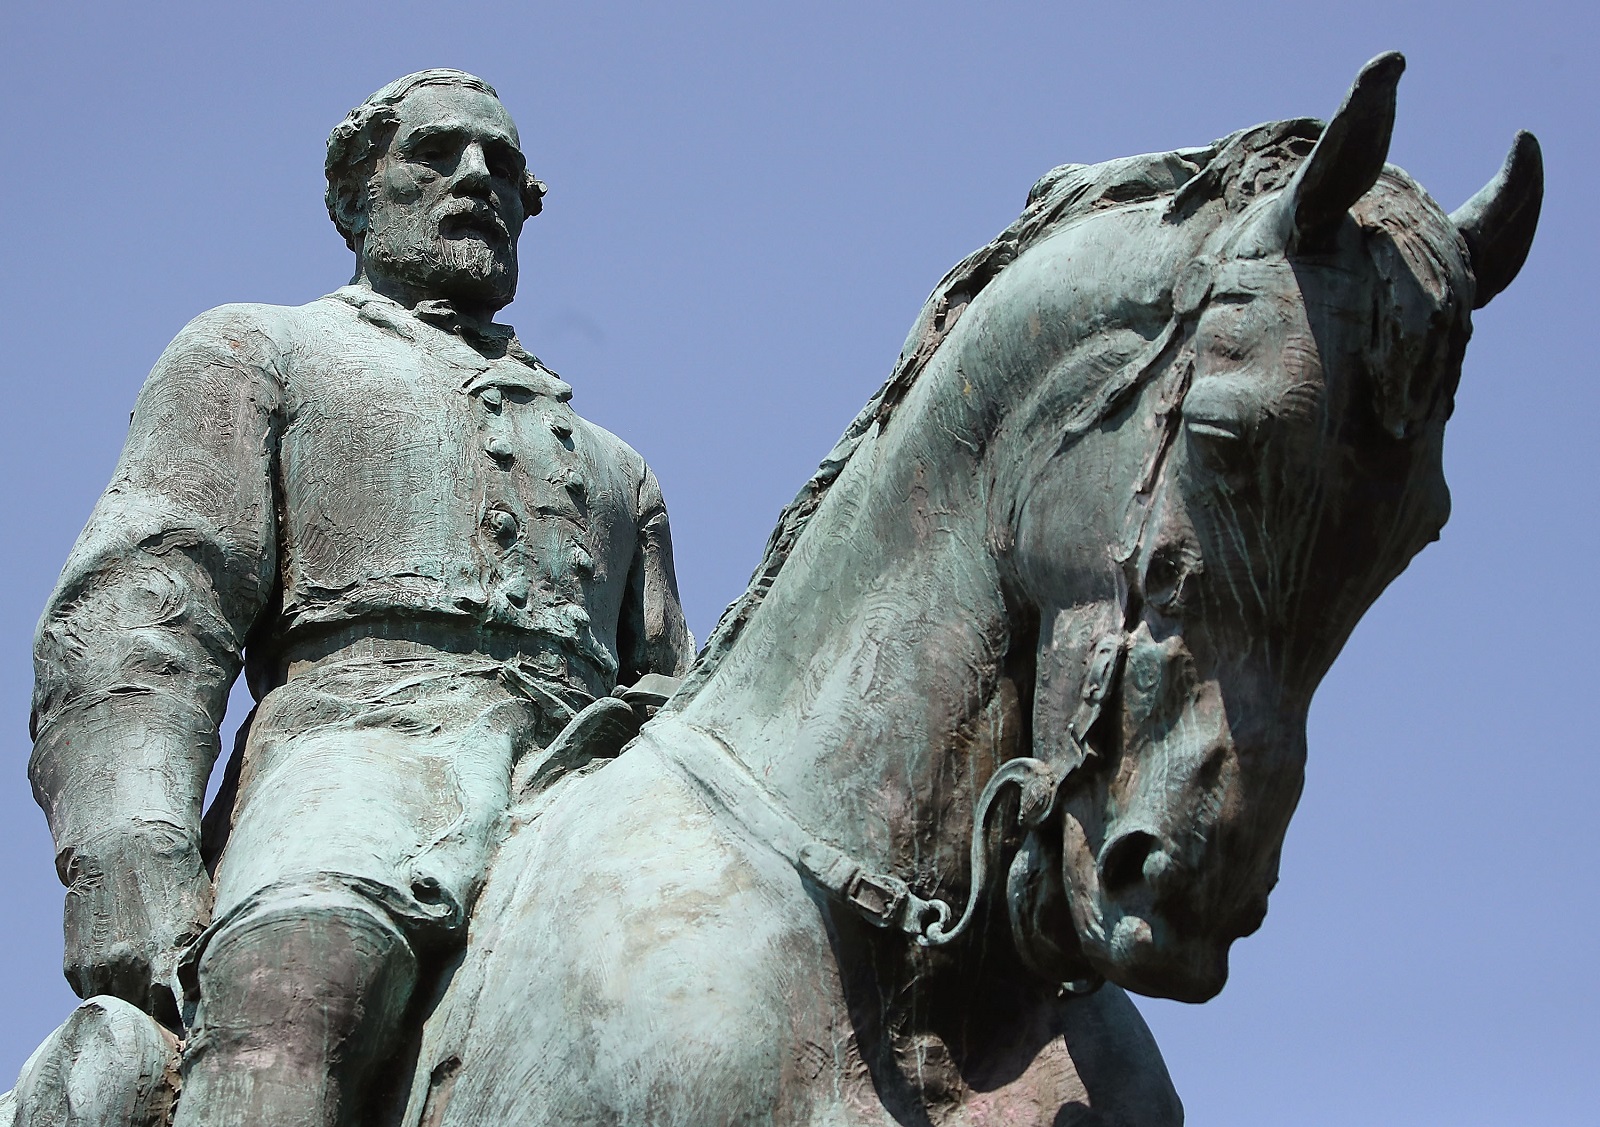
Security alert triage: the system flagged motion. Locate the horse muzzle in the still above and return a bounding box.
[1078,824,1235,1001]
[1057,799,1257,1002]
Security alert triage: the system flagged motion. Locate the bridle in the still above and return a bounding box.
[916,258,1214,950]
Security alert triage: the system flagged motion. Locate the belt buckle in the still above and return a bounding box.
[846,870,908,928]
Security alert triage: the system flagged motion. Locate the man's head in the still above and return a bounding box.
[326,70,546,313]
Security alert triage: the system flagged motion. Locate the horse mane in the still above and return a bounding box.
[668,118,1326,707]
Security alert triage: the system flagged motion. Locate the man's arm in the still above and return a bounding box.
[29,306,281,1023]
[616,463,694,685]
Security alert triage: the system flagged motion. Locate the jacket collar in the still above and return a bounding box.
[330,285,533,357]
[326,286,568,396]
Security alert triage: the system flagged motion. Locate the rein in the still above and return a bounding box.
[648,666,1103,948]
[649,723,954,940]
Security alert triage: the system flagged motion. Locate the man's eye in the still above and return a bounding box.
[408,140,450,162]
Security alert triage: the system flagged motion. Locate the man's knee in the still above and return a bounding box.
[185,880,420,1076]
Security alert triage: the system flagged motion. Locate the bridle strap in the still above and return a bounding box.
[650,723,955,940]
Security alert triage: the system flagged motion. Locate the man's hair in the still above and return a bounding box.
[325,68,547,250]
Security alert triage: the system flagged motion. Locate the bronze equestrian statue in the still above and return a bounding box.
[4,53,1540,1127]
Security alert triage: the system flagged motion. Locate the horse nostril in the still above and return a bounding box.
[1099,830,1163,896]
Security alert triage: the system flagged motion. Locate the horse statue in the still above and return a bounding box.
[3,53,1540,1127]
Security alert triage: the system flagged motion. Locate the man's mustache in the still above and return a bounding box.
[437,198,510,242]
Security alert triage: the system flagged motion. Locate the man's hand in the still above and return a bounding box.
[57,825,213,1029]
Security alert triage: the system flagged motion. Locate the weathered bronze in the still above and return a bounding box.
[4,55,1540,1126]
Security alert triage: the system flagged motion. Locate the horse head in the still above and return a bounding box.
[999,54,1541,1002]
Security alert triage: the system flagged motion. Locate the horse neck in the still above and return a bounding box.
[669,202,1192,875]
[670,401,1010,873]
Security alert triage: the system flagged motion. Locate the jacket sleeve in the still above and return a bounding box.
[616,461,695,684]
[30,306,281,909]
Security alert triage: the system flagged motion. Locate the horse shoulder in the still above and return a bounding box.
[414,744,852,1125]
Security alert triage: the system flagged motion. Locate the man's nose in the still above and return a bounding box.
[452,143,492,191]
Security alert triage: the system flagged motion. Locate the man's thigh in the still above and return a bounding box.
[211,658,548,937]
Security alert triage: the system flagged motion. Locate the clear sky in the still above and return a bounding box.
[0,2,1593,1122]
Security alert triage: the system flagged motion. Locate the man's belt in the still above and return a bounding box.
[271,620,606,694]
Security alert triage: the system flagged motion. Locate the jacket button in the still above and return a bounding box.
[553,468,586,497]
[485,436,514,461]
[486,509,518,541]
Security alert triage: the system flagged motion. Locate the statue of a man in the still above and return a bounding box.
[28,69,693,1124]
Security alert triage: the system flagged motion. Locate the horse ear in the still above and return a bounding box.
[1451,131,1543,309]
[1283,52,1406,253]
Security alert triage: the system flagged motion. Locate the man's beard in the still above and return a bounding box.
[364,199,518,311]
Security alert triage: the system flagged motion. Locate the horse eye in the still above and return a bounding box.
[1184,419,1253,483]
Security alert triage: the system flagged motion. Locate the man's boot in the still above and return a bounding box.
[173,889,418,1127]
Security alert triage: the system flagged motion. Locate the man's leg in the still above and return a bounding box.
[173,885,418,1127]
[177,660,547,1124]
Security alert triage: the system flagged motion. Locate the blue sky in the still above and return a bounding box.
[0,2,1593,1122]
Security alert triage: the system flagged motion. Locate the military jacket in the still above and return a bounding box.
[30,286,693,857]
